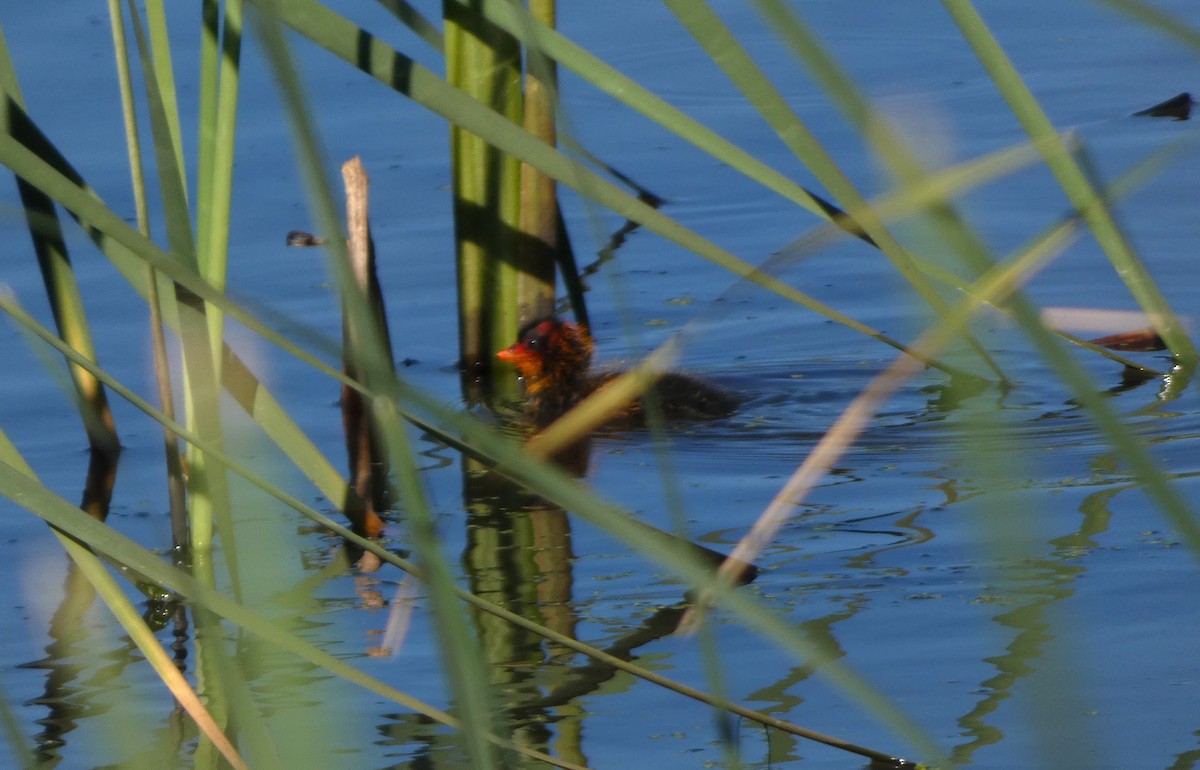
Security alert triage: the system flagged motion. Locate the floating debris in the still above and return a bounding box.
[1132,92,1192,120]
[285,229,326,246]
[1089,327,1166,352]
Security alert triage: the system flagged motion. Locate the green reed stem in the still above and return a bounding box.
[445,0,523,402]
[127,0,233,556]
[515,0,558,325]
[253,6,506,767]
[197,0,241,378]
[108,0,191,552]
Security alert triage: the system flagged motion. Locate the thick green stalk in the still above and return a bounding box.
[516,0,558,325]
[127,0,233,554]
[196,0,242,377]
[108,0,190,551]
[444,0,523,400]
[253,6,506,767]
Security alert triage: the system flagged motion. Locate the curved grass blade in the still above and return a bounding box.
[450,0,867,235]
[941,0,1197,364]
[244,0,978,378]
[0,116,361,533]
[662,0,1008,384]
[0,415,247,768]
[752,0,1179,375]
[1,286,921,766]
[61,542,251,770]
[252,5,505,765]
[0,458,589,770]
[713,218,1078,594]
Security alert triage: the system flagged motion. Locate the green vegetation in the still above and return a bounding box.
[0,1,1196,767]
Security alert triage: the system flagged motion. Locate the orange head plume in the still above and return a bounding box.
[496,316,593,394]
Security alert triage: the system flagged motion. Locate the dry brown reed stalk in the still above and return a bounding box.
[340,156,390,548]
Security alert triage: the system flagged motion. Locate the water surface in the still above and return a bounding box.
[2,2,1200,769]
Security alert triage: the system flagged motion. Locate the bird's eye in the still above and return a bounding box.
[526,337,539,349]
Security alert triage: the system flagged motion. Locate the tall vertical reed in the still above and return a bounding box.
[516,0,559,325]
[445,1,524,398]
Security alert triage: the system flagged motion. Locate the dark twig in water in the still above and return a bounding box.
[285,229,326,246]
[578,190,665,280]
[1132,92,1192,121]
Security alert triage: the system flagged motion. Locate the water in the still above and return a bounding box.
[2,2,1200,768]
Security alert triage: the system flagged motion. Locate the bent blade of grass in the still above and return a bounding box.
[0,115,360,530]
[941,0,1198,364]
[754,0,1184,378]
[0,459,590,770]
[251,5,505,766]
[379,0,857,240]
[662,0,1009,384]
[449,0,862,235]
[127,0,236,560]
[62,541,251,770]
[247,0,977,378]
[750,0,1013,283]
[0,387,247,768]
[1,287,919,765]
[712,133,1198,575]
[713,219,1077,596]
[767,0,1194,383]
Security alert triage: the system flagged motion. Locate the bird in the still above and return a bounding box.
[496,316,740,426]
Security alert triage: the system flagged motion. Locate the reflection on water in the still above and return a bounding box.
[16,326,1200,768]
[451,444,762,767]
[6,1,1200,767]
[17,449,195,767]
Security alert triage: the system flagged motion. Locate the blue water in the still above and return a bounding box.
[2,2,1200,768]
